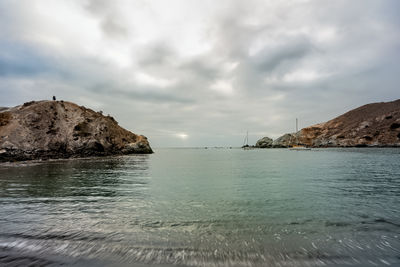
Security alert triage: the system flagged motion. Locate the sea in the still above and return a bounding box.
[0,148,399,266]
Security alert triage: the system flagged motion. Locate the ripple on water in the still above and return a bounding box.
[0,148,400,266]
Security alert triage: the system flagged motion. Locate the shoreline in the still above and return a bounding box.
[1,146,399,164]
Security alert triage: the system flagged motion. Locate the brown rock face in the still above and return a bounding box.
[295,99,400,147]
[0,100,153,162]
[272,133,295,148]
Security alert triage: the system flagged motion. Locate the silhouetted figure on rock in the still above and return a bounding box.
[53,96,56,101]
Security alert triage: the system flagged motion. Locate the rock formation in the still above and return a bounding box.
[262,99,400,148]
[272,133,295,148]
[255,136,273,148]
[0,100,153,162]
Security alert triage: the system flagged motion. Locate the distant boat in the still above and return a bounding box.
[289,118,311,150]
[242,131,251,149]
[289,145,311,151]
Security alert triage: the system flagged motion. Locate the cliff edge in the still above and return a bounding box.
[257,99,400,148]
[0,100,153,161]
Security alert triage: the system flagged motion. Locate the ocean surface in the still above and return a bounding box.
[0,148,399,266]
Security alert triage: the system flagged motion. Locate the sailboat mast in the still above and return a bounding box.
[243,131,249,147]
[296,118,298,132]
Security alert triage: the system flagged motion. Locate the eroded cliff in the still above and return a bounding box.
[0,100,153,161]
[258,99,400,148]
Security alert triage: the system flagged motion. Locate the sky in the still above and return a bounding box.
[1,0,399,147]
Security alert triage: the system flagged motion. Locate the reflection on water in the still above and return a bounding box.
[0,155,150,198]
[0,149,399,266]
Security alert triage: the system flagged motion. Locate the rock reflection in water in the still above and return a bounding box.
[0,155,150,198]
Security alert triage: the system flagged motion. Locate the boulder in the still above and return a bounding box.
[255,136,273,148]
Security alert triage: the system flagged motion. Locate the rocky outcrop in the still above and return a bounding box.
[271,133,295,148]
[272,99,400,148]
[0,100,153,162]
[255,136,273,148]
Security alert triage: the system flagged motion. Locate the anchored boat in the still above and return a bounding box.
[289,118,311,150]
[289,145,311,150]
[242,131,251,149]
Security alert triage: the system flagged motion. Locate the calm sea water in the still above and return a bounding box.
[0,148,399,266]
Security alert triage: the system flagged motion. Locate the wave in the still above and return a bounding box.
[0,232,107,242]
[0,236,399,267]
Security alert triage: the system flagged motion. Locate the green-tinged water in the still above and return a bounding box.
[0,148,399,266]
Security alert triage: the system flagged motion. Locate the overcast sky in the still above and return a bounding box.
[1,0,399,147]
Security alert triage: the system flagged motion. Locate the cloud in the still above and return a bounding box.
[249,36,312,73]
[137,43,175,67]
[84,0,128,38]
[0,0,400,146]
[0,40,51,76]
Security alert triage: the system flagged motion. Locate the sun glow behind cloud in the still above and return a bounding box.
[176,133,188,139]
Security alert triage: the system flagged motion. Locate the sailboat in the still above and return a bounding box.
[242,131,251,149]
[290,145,311,150]
[289,118,311,150]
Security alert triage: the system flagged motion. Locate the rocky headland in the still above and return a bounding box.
[256,99,400,148]
[0,100,153,162]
